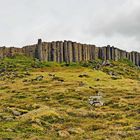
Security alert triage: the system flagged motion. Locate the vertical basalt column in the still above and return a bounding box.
[102,47,107,60]
[124,51,127,59]
[111,47,115,60]
[114,48,118,61]
[133,52,136,65]
[84,44,87,61]
[95,47,99,60]
[90,45,96,60]
[126,52,129,60]
[84,45,87,61]
[42,43,48,61]
[106,45,111,60]
[121,51,126,59]
[131,52,136,65]
[67,41,73,63]
[29,46,32,57]
[135,52,139,66]
[77,43,82,62]
[50,42,53,61]
[72,42,78,62]
[118,49,121,60]
[59,41,64,62]
[98,48,102,59]
[129,52,132,62]
[85,45,88,61]
[31,45,37,58]
[48,43,52,61]
[81,44,84,61]
[37,39,43,60]
[88,45,92,60]
[87,45,90,61]
[85,45,89,61]
[63,41,68,63]
[51,42,57,62]
[45,43,49,61]
[56,41,60,63]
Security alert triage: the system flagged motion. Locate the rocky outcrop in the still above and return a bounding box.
[0,39,140,66]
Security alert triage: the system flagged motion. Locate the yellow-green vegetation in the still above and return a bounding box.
[0,55,140,140]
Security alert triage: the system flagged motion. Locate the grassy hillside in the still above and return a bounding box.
[0,55,140,140]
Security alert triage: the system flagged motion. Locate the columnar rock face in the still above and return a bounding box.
[0,39,140,66]
[72,42,78,62]
[95,47,99,60]
[36,39,43,60]
[106,45,111,60]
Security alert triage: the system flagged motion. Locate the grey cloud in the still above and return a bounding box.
[0,0,140,52]
[91,8,140,39]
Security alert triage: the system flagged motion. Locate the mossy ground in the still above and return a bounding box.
[0,56,140,140]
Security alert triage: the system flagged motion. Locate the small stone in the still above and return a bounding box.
[68,128,84,134]
[12,110,21,116]
[111,76,121,80]
[6,128,13,132]
[45,97,49,101]
[58,130,70,137]
[134,126,140,130]
[35,75,44,81]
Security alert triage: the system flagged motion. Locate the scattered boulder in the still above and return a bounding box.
[88,94,104,106]
[24,71,31,76]
[68,128,84,134]
[6,128,14,132]
[134,126,140,131]
[58,130,70,137]
[35,75,44,81]
[102,60,112,66]
[111,75,121,80]
[94,64,102,70]
[45,97,49,101]
[108,71,117,76]
[12,110,21,116]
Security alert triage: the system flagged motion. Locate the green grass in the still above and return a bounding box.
[0,55,140,139]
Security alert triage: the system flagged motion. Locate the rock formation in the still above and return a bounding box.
[0,39,140,66]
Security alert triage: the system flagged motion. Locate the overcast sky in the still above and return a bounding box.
[0,0,140,52]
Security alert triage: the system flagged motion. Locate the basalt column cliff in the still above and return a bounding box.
[0,39,140,66]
